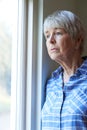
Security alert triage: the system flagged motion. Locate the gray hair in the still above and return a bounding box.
[44,10,86,52]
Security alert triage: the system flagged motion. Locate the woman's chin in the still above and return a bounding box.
[50,54,63,63]
[50,55,58,61]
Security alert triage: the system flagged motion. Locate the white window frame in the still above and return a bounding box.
[11,0,43,130]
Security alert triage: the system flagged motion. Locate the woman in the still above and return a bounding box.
[42,10,87,130]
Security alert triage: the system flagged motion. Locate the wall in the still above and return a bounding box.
[43,0,76,18]
[74,0,87,56]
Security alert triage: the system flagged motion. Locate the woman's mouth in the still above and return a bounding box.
[51,48,58,52]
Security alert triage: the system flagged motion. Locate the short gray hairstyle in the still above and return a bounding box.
[44,10,86,52]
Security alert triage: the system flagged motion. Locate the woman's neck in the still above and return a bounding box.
[62,57,83,83]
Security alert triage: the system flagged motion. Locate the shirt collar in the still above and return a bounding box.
[52,56,87,78]
[52,66,63,78]
[76,56,87,76]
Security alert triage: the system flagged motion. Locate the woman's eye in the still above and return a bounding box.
[56,32,62,35]
[45,34,50,39]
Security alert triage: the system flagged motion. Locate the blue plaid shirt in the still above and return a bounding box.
[42,57,87,130]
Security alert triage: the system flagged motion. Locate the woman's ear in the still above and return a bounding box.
[77,36,83,43]
[75,36,82,50]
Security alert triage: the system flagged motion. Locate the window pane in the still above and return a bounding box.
[0,0,17,130]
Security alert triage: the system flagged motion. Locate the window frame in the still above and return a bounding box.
[11,0,43,130]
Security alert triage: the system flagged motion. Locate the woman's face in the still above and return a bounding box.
[44,27,77,63]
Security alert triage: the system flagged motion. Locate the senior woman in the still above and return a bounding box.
[42,10,87,130]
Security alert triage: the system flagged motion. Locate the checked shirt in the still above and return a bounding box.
[42,57,87,130]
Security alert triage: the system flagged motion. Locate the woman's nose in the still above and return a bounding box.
[49,35,56,44]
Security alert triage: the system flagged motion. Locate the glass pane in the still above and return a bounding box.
[0,0,18,130]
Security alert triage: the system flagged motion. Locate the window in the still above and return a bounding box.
[0,0,44,130]
[11,0,43,130]
[0,0,18,130]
